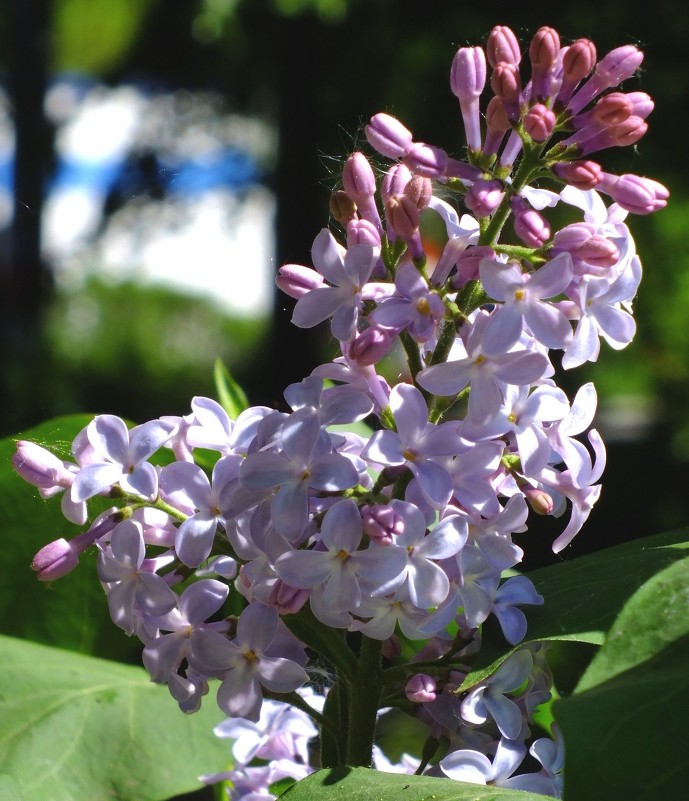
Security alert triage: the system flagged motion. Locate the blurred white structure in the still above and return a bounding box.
[1,81,277,318]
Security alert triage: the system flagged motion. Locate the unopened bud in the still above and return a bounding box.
[342,152,377,203]
[523,103,556,141]
[552,159,602,189]
[464,179,504,218]
[330,190,357,226]
[347,218,381,248]
[524,486,554,515]
[597,172,669,215]
[365,113,413,159]
[487,25,521,68]
[559,39,597,103]
[404,175,433,210]
[529,26,560,100]
[451,46,487,100]
[277,264,325,299]
[382,163,412,204]
[268,579,310,614]
[405,673,437,703]
[403,142,448,179]
[385,194,420,240]
[350,327,395,366]
[512,197,550,247]
[491,62,522,120]
[31,538,80,581]
[362,503,405,544]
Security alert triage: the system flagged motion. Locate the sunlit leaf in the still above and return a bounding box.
[0,635,228,801]
[279,766,553,800]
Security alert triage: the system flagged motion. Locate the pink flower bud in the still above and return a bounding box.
[276,264,325,299]
[451,46,487,100]
[350,327,395,366]
[558,39,597,105]
[625,91,654,119]
[598,172,669,214]
[347,218,381,248]
[568,45,644,116]
[342,152,377,203]
[404,175,433,210]
[552,159,602,189]
[464,178,504,218]
[483,96,510,156]
[382,163,412,204]
[32,538,80,581]
[268,579,310,614]
[487,25,521,68]
[490,62,522,120]
[523,486,554,516]
[385,194,420,240]
[590,92,633,127]
[13,440,74,492]
[330,190,357,225]
[595,45,644,88]
[553,223,619,270]
[452,245,497,287]
[523,103,556,141]
[406,673,437,703]
[362,503,405,544]
[529,26,560,99]
[403,142,448,179]
[365,113,413,159]
[512,197,550,247]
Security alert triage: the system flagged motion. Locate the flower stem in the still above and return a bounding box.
[346,635,382,766]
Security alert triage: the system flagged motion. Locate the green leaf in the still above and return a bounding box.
[279,766,553,800]
[553,555,689,801]
[0,634,228,801]
[0,775,26,801]
[0,415,141,661]
[214,358,249,419]
[461,528,689,690]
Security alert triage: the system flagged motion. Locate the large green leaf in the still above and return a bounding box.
[553,555,689,801]
[461,528,689,690]
[0,634,229,801]
[279,766,553,801]
[0,416,140,660]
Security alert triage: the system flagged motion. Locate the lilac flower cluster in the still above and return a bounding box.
[15,25,667,801]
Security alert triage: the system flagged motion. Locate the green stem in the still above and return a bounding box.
[346,635,382,766]
[281,605,357,680]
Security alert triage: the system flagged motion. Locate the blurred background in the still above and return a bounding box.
[1,0,688,560]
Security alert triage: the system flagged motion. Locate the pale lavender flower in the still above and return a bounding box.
[440,738,527,787]
[290,228,385,342]
[417,311,551,426]
[191,602,309,722]
[461,648,533,738]
[274,499,407,616]
[238,407,359,540]
[373,500,467,608]
[563,255,641,369]
[361,383,464,509]
[72,415,175,502]
[160,456,239,567]
[370,261,445,342]
[214,693,320,766]
[479,253,574,354]
[142,579,229,684]
[97,519,177,636]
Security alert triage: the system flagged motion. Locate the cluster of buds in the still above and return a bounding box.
[15,25,667,801]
